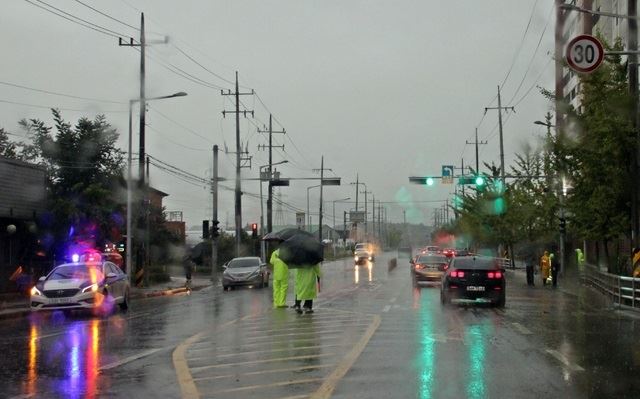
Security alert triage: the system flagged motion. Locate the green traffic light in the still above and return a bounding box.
[426,177,435,186]
[475,176,485,186]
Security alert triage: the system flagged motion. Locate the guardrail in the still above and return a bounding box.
[582,264,640,309]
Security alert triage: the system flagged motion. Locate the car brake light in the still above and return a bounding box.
[451,270,464,278]
[495,271,502,279]
[487,271,503,279]
[488,272,494,278]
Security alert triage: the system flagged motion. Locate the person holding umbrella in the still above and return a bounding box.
[294,264,321,314]
[264,228,324,314]
[270,246,289,308]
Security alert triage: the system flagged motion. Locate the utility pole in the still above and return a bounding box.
[466,128,488,173]
[371,195,376,240]
[319,156,325,242]
[222,72,254,257]
[343,210,347,247]
[485,86,515,185]
[361,190,371,236]
[630,0,640,247]
[211,145,219,280]
[258,115,286,234]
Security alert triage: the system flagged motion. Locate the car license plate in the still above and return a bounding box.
[466,286,485,292]
[51,298,72,304]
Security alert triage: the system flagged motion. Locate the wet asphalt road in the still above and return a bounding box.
[1,252,640,398]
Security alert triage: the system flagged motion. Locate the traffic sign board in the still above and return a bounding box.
[566,34,604,73]
[442,165,454,184]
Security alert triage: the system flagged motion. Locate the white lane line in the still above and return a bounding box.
[512,322,533,335]
[99,347,164,371]
[125,312,152,320]
[545,349,585,372]
[382,305,391,313]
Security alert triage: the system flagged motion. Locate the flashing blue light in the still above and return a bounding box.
[71,254,80,263]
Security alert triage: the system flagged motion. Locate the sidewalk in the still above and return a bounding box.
[0,273,213,321]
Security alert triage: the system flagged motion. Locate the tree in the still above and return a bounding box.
[17,109,125,256]
[0,128,19,159]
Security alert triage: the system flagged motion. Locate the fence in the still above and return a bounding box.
[582,263,640,309]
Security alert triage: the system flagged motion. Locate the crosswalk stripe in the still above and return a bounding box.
[205,378,324,395]
[193,364,334,382]
[187,344,340,361]
[189,334,344,353]
[190,353,336,372]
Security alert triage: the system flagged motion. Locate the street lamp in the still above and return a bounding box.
[127,91,187,286]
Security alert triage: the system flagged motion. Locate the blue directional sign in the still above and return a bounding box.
[442,165,454,184]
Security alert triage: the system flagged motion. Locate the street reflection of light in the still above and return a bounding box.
[418,294,436,399]
[61,324,83,399]
[26,324,38,396]
[354,265,360,284]
[466,325,489,399]
[86,319,100,399]
[367,263,372,282]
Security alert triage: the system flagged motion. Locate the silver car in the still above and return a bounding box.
[222,257,269,290]
[30,261,130,313]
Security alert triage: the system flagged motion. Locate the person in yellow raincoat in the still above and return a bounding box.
[540,251,551,286]
[293,264,321,314]
[270,248,289,308]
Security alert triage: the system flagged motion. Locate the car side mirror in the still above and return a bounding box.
[106,272,117,279]
[38,276,46,282]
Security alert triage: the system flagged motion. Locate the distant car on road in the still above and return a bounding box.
[354,249,373,265]
[411,254,449,284]
[354,242,376,261]
[222,257,269,290]
[440,256,505,307]
[30,261,129,313]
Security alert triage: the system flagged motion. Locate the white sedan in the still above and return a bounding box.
[30,261,130,313]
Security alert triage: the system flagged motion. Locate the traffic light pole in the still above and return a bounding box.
[211,145,219,280]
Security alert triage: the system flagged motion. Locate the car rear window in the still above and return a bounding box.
[228,258,260,268]
[452,257,498,270]
[416,255,446,264]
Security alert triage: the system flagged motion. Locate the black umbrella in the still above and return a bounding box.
[279,233,324,267]
[262,227,314,242]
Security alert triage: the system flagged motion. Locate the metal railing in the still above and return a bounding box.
[582,264,640,309]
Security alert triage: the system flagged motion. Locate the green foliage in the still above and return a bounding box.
[0,128,19,159]
[15,110,125,249]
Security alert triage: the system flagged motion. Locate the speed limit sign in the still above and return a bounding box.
[566,34,604,73]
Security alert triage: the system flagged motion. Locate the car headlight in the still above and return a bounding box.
[82,283,99,293]
[354,256,359,261]
[368,256,372,261]
[30,286,42,296]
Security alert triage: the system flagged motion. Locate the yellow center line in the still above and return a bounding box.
[203,377,325,395]
[172,319,238,399]
[190,353,336,372]
[193,364,334,382]
[187,344,341,361]
[310,314,381,399]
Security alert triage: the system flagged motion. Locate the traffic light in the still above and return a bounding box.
[202,220,210,239]
[409,177,436,186]
[474,175,485,186]
[559,217,566,234]
[251,223,258,239]
[211,220,220,238]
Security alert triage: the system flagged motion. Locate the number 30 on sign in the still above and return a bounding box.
[566,34,604,74]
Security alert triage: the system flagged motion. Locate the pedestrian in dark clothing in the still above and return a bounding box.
[525,252,535,286]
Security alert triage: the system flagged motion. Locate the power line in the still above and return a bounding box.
[71,0,138,30]
[148,106,213,143]
[500,0,540,89]
[172,44,235,87]
[146,125,210,152]
[0,80,124,104]
[23,0,129,39]
[145,49,225,91]
[507,2,554,105]
[512,57,553,107]
[0,98,126,113]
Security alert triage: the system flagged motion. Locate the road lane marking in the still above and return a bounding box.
[240,329,352,342]
[193,364,334,381]
[190,353,335,372]
[99,347,164,371]
[382,305,391,312]
[512,322,533,335]
[545,349,585,372]
[125,312,152,320]
[310,314,381,399]
[190,334,344,353]
[240,322,372,336]
[173,319,238,399]
[207,378,324,395]
[212,344,340,359]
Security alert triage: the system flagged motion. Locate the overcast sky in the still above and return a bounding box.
[1,0,555,229]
